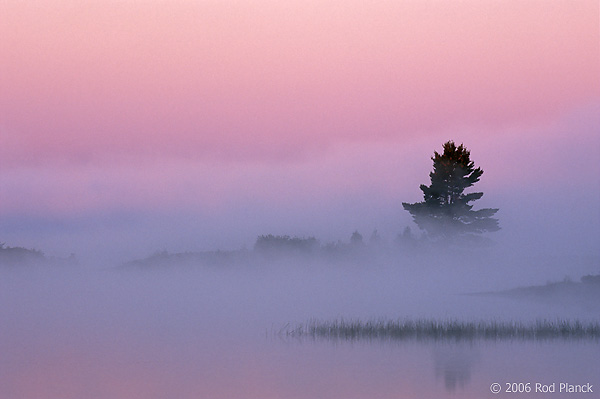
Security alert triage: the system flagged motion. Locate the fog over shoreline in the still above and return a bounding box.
[2,102,599,269]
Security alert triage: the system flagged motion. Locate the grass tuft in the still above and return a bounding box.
[284,318,600,342]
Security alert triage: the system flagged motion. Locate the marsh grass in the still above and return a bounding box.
[284,319,600,342]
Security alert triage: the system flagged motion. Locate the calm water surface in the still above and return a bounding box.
[1,264,598,398]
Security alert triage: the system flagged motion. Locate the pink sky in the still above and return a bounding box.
[2,1,598,165]
[1,0,599,260]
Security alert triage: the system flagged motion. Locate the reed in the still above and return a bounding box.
[284,318,600,341]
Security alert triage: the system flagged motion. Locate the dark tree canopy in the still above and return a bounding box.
[402,141,499,240]
[254,235,319,254]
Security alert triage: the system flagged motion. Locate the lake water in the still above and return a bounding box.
[1,260,598,398]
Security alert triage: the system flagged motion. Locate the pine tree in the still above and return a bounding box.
[402,141,499,241]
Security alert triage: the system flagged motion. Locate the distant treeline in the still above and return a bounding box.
[581,274,600,285]
[254,234,320,254]
[121,229,424,269]
[115,231,367,269]
[120,249,250,269]
[0,243,77,268]
[254,228,427,255]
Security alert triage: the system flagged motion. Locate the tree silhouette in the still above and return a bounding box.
[402,141,499,241]
[350,230,364,246]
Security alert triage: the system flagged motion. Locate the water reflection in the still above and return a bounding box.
[1,267,598,399]
[280,338,600,399]
[433,344,479,392]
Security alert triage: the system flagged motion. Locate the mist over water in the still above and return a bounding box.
[2,120,599,397]
[1,243,598,398]
[1,0,599,396]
